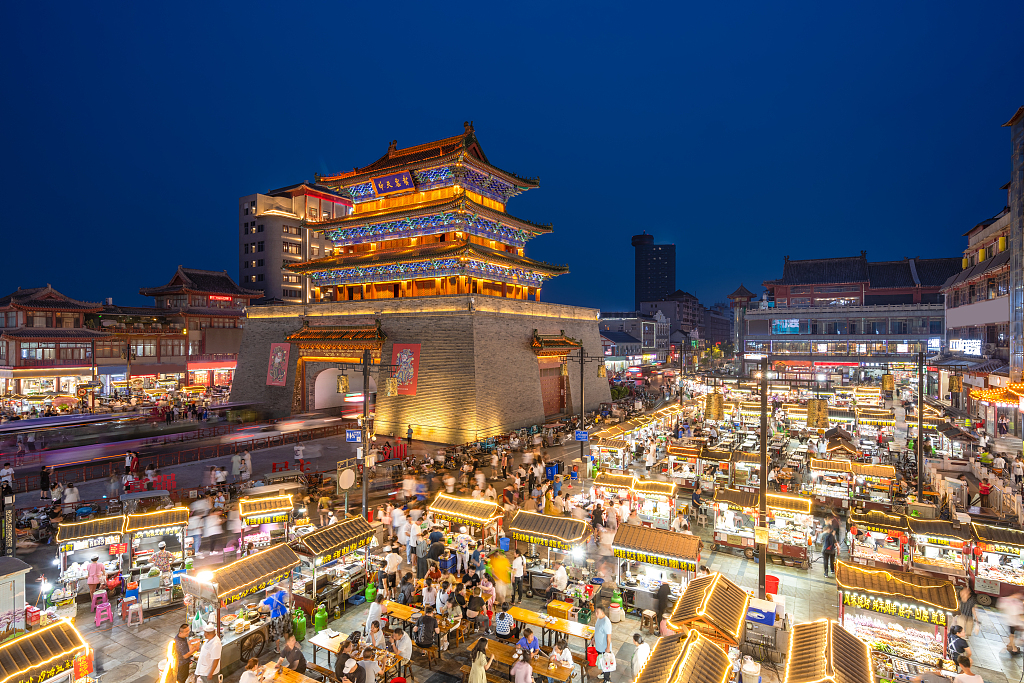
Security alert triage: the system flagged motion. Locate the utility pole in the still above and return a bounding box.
[362,348,371,519]
[917,351,924,498]
[758,357,769,600]
[678,338,684,406]
[579,347,586,465]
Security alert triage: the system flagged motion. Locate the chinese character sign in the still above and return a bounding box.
[267,343,291,387]
[370,171,415,197]
[391,343,421,396]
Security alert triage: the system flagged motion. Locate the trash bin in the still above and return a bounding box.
[499,537,510,551]
[765,575,780,595]
[546,464,558,481]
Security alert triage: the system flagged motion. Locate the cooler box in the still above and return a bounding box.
[171,569,186,586]
[25,606,40,627]
[140,576,161,591]
[439,554,457,573]
[547,601,572,620]
[746,598,777,626]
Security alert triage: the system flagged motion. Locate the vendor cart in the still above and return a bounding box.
[290,515,376,617]
[123,507,190,611]
[633,631,732,683]
[850,464,897,512]
[968,522,1024,606]
[632,478,677,529]
[907,518,972,581]
[237,494,294,551]
[805,458,853,511]
[0,620,89,683]
[711,488,816,567]
[848,509,908,569]
[666,572,749,649]
[612,524,699,614]
[729,450,762,493]
[426,493,503,547]
[589,438,631,472]
[506,511,590,597]
[54,516,125,606]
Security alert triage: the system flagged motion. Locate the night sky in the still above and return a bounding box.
[3,3,1021,311]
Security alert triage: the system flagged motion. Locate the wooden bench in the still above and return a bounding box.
[460,665,505,683]
[306,663,337,682]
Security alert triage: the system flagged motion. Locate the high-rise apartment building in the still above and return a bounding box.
[1005,106,1024,382]
[238,183,352,302]
[632,233,675,310]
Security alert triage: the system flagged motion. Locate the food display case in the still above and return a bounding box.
[805,458,853,509]
[969,523,1024,606]
[237,494,294,551]
[54,516,126,607]
[711,488,816,567]
[589,437,631,472]
[123,507,190,611]
[850,464,896,512]
[836,561,958,680]
[907,519,972,580]
[632,478,677,529]
[729,451,761,494]
[613,524,699,614]
[290,515,376,617]
[664,445,729,492]
[848,509,908,569]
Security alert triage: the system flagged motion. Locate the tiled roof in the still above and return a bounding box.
[669,572,749,644]
[971,522,1024,548]
[906,518,973,541]
[0,620,88,683]
[531,330,582,356]
[713,487,757,510]
[238,494,294,519]
[635,632,732,683]
[712,488,812,514]
[594,472,636,491]
[772,255,869,286]
[849,510,908,534]
[285,322,386,344]
[55,516,125,543]
[785,620,872,683]
[914,257,964,287]
[427,493,502,525]
[124,507,189,533]
[811,458,852,473]
[612,524,701,560]
[1005,106,1024,128]
[316,195,552,234]
[727,284,756,300]
[0,328,111,342]
[101,304,169,316]
[209,544,300,600]
[140,266,262,298]
[867,261,915,288]
[632,479,677,498]
[836,561,959,611]
[506,511,591,549]
[0,285,103,312]
[297,516,376,558]
[600,331,641,345]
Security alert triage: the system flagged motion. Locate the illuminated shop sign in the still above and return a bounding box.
[613,548,696,571]
[244,513,289,526]
[842,591,947,626]
[950,339,982,356]
[511,531,571,551]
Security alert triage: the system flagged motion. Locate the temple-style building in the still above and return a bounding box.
[290,122,567,303]
[230,125,609,443]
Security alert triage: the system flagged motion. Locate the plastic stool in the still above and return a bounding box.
[94,603,113,627]
[91,591,109,611]
[126,603,144,626]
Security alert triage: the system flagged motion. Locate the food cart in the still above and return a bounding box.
[632,479,677,529]
[506,511,591,596]
[969,522,1024,606]
[665,445,730,493]
[180,544,300,671]
[729,451,761,493]
[849,464,896,511]
[589,437,631,472]
[848,509,908,569]
[633,631,732,683]
[290,515,376,617]
[0,620,90,683]
[591,471,636,506]
[123,507,190,611]
[426,493,503,546]
[54,517,125,606]
[805,459,853,510]
[666,572,750,648]
[907,518,972,581]
[612,524,699,613]
[784,620,873,683]
[836,561,959,679]
[237,494,294,551]
[711,488,816,567]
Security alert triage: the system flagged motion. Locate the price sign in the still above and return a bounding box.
[109,543,128,555]
[754,527,769,546]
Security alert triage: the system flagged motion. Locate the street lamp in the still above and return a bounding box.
[564,348,605,468]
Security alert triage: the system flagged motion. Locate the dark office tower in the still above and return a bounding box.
[632,232,676,310]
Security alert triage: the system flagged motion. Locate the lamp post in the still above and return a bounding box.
[566,348,604,465]
[758,357,769,600]
[917,351,924,498]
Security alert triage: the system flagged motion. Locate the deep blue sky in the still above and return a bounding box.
[2,3,1021,311]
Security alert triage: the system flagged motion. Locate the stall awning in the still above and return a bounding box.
[238,494,294,523]
[825,437,858,455]
[784,620,872,683]
[427,493,502,526]
[632,478,677,498]
[294,516,375,566]
[592,437,630,450]
[593,472,636,491]
[55,516,125,543]
[729,451,761,464]
[668,572,749,646]
[972,522,1024,549]
[825,427,853,441]
[635,631,731,683]
[181,544,300,606]
[849,510,908,535]
[124,507,189,534]
[712,489,811,514]
[907,518,973,542]
[835,561,959,613]
[699,448,733,462]
[810,458,852,473]
[713,488,758,510]
[506,511,590,550]
[767,493,813,514]
[0,619,88,683]
[612,524,700,570]
[666,445,702,459]
[855,463,896,479]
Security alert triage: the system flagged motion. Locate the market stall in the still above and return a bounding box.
[589,437,631,472]
[290,515,376,617]
[848,509,908,569]
[54,516,125,607]
[784,619,873,683]
[836,561,959,679]
[664,445,729,492]
[0,620,90,683]
[426,493,503,546]
[612,524,700,613]
[666,572,750,648]
[729,451,761,493]
[711,488,816,566]
[633,631,732,683]
[506,511,591,596]
[180,544,300,671]
[805,459,853,510]
[632,478,678,529]
[969,522,1024,605]
[590,471,636,506]
[237,494,294,551]
[849,463,897,511]
[123,507,190,611]
[907,518,972,580]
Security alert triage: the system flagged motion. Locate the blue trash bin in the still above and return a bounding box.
[499,537,510,551]
[545,464,558,481]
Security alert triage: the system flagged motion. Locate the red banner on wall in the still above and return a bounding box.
[267,343,291,386]
[391,343,421,396]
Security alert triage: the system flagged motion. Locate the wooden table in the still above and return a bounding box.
[308,631,346,667]
[507,606,594,647]
[270,667,322,683]
[468,637,573,681]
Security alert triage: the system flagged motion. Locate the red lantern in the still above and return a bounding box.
[973,544,984,557]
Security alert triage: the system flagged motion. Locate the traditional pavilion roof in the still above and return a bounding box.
[1004,106,1024,127]
[285,321,387,348]
[317,122,539,190]
[727,284,756,300]
[0,328,111,342]
[0,285,103,313]
[835,561,959,612]
[531,330,582,357]
[286,240,569,277]
[785,620,872,683]
[140,266,263,299]
[765,253,961,289]
[634,631,732,683]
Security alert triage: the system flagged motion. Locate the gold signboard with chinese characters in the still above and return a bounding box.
[244,513,290,526]
[314,534,373,567]
[511,531,569,550]
[222,570,290,606]
[842,591,947,626]
[613,548,696,571]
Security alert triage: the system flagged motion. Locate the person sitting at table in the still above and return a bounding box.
[389,627,412,661]
[368,621,386,650]
[413,605,440,648]
[358,647,381,682]
[494,602,517,640]
[468,637,496,683]
[340,657,365,683]
[278,633,307,675]
[659,613,676,637]
[426,562,443,582]
[436,581,450,613]
[238,658,260,683]
[467,587,490,633]
[548,640,574,683]
[422,577,437,610]
[517,628,541,653]
[480,574,496,611]
[398,573,415,605]
[511,649,534,683]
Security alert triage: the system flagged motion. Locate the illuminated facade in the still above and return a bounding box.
[288,122,567,302]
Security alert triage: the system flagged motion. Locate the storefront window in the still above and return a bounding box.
[95,341,126,358]
[58,343,91,360]
[771,341,810,355]
[745,340,768,353]
[160,340,187,356]
[131,340,157,357]
[20,342,55,360]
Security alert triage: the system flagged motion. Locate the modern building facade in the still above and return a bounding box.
[641,289,702,337]
[599,311,670,363]
[703,304,732,348]
[238,183,351,303]
[600,331,643,373]
[1006,106,1024,382]
[632,233,675,310]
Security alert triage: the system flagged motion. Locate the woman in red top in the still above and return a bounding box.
[979,478,992,508]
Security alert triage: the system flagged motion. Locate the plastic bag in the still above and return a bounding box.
[598,652,616,672]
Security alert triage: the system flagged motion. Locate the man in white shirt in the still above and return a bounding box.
[670,511,687,533]
[195,624,222,683]
[547,561,568,600]
[390,627,413,661]
[384,547,403,598]
[993,454,1006,473]
[406,523,420,565]
[512,549,525,604]
[0,464,12,485]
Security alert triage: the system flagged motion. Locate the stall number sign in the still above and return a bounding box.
[74,651,94,679]
[613,548,696,571]
[315,535,373,567]
[244,513,290,526]
[134,526,183,538]
[511,531,568,551]
[223,570,291,606]
[109,543,128,555]
[842,591,946,625]
[16,654,76,683]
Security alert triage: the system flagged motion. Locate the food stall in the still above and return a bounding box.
[632,478,678,529]
[907,519,972,580]
[848,509,908,569]
[711,488,816,567]
[666,572,750,648]
[54,516,125,606]
[612,524,699,613]
[180,544,300,671]
[426,493,503,545]
[589,471,636,508]
[849,464,896,511]
[237,494,294,551]
[969,523,1024,606]
[290,515,376,617]
[589,437,631,472]
[633,631,732,683]
[836,561,959,679]
[506,511,591,596]
[664,446,730,492]
[0,620,90,683]
[805,459,853,510]
[728,451,761,493]
[784,620,873,683]
[123,507,190,611]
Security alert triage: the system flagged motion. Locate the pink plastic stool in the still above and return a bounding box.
[90,591,109,612]
[94,603,113,627]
